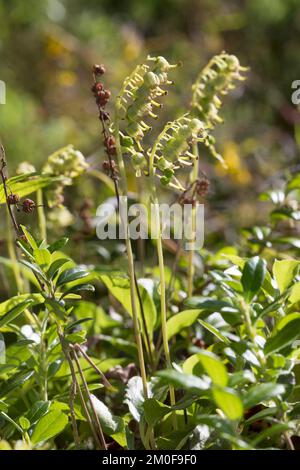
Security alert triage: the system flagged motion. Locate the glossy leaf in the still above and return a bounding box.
[31,410,68,445]
[241,256,266,302]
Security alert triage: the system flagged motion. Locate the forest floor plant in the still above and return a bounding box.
[0,52,300,451]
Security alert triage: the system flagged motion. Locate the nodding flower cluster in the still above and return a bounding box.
[92,64,119,183]
[191,52,247,127]
[117,56,178,143]
[150,115,209,188]
[179,176,210,206]
[7,195,38,213]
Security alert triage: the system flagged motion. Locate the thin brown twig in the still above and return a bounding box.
[64,351,81,448]
[92,72,120,210]
[57,325,102,449]
[0,145,22,237]
[74,343,113,389]
[69,350,103,449]
[72,348,107,450]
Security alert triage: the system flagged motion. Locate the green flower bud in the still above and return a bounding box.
[155,56,170,72]
[132,152,145,168]
[144,71,159,88]
[121,135,134,148]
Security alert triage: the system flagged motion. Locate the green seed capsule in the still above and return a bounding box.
[163,168,174,178]
[121,136,134,148]
[160,175,170,186]
[132,152,145,168]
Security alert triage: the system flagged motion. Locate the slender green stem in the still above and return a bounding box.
[187,143,199,298]
[37,189,47,242]
[149,141,176,423]
[114,107,148,398]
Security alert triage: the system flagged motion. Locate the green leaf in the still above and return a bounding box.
[19,259,48,283]
[27,401,51,425]
[182,351,228,387]
[71,301,119,333]
[241,256,267,302]
[48,237,69,253]
[20,225,38,250]
[198,319,230,344]
[288,282,300,305]
[31,410,68,445]
[97,273,157,339]
[65,317,93,332]
[56,266,90,286]
[0,176,62,204]
[156,370,210,393]
[212,387,243,421]
[0,299,34,328]
[143,398,171,427]
[166,309,204,340]
[33,248,51,268]
[90,394,126,447]
[250,423,292,446]
[61,284,95,297]
[0,370,34,397]
[243,383,285,409]
[0,400,8,412]
[47,258,69,279]
[125,376,145,422]
[273,259,299,293]
[264,313,300,355]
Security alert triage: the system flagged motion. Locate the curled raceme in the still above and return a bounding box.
[191,52,247,128]
[116,56,178,144]
[149,115,208,189]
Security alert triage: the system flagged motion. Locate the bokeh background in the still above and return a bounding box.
[1,0,300,244]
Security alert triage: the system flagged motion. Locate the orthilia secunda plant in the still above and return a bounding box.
[92,54,247,414]
[186,52,247,297]
[113,56,180,412]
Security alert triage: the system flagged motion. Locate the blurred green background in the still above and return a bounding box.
[1,0,300,241]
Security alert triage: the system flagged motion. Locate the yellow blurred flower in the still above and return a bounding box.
[216,141,251,185]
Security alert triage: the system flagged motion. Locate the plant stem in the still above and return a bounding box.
[6,210,23,292]
[187,143,199,298]
[149,141,176,423]
[64,351,80,448]
[114,110,148,399]
[74,343,112,389]
[36,188,47,242]
[72,349,107,450]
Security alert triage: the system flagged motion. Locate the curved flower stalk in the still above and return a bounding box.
[113,56,178,399]
[187,52,247,297]
[191,52,247,128]
[116,56,178,149]
[149,115,207,190]
[147,115,209,419]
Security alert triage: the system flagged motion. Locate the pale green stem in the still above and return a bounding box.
[187,143,199,298]
[114,109,148,399]
[149,140,177,425]
[37,189,47,242]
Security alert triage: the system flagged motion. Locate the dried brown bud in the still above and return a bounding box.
[91,82,103,94]
[7,193,20,205]
[105,136,116,155]
[196,179,210,197]
[96,90,110,107]
[100,110,110,121]
[93,64,106,75]
[22,198,36,213]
